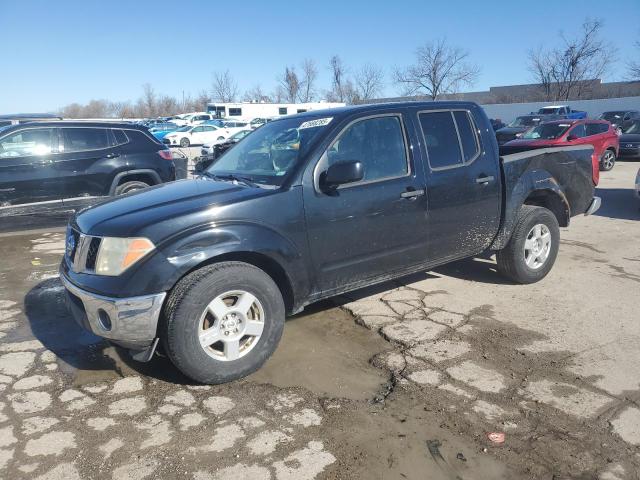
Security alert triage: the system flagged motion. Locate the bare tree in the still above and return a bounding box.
[528,19,614,101]
[627,40,640,81]
[280,66,300,103]
[354,63,385,102]
[393,38,480,100]
[211,70,239,103]
[327,55,348,102]
[243,84,272,103]
[140,83,158,117]
[298,59,318,103]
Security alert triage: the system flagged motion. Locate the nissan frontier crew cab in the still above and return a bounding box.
[60,102,601,384]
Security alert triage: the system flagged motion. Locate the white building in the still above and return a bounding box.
[205,101,345,120]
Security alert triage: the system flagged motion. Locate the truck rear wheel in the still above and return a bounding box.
[496,205,559,284]
[161,262,285,384]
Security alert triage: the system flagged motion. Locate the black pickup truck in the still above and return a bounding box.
[60,102,600,384]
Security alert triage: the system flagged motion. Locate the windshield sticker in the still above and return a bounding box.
[299,117,333,129]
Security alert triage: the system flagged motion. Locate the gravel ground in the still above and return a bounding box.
[0,160,638,479]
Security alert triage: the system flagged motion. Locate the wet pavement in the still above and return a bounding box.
[0,161,639,479]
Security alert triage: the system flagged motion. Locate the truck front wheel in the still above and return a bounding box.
[161,262,285,384]
[496,205,560,284]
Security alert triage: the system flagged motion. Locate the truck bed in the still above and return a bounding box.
[492,145,596,249]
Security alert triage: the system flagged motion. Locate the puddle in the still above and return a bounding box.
[248,302,391,400]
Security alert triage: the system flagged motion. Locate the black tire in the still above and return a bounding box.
[161,262,285,384]
[114,180,150,195]
[599,149,616,171]
[496,205,560,284]
[180,137,190,148]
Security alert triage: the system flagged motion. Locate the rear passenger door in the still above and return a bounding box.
[416,108,501,262]
[55,127,121,199]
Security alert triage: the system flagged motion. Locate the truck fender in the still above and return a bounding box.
[155,222,309,313]
[491,169,570,250]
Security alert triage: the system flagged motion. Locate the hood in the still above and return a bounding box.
[73,179,273,239]
[496,126,528,135]
[620,133,640,143]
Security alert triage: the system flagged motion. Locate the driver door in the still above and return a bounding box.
[303,111,430,295]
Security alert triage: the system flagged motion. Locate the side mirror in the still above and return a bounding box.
[321,161,364,190]
[566,135,578,141]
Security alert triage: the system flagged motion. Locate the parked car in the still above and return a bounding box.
[59,101,599,384]
[635,167,640,204]
[197,129,253,171]
[495,114,560,145]
[163,124,227,147]
[148,123,180,140]
[0,122,175,231]
[501,119,619,180]
[537,105,587,119]
[601,111,640,134]
[490,118,506,131]
[249,117,274,129]
[171,113,215,126]
[618,119,640,159]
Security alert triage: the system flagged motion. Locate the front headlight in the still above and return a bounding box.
[95,237,155,276]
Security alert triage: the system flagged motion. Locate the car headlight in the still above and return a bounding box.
[95,237,155,276]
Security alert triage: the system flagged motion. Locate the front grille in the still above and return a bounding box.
[85,237,102,270]
[68,232,102,274]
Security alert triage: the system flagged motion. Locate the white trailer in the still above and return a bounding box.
[205,102,345,120]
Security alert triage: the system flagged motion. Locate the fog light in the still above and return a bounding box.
[97,309,112,331]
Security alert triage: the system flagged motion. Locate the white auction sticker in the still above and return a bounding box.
[299,117,333,129]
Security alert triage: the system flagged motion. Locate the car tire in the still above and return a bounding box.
[161,261,285,384]
[180,137,190,148]
[496,205,560,284]
[115,180,150,195]
[599,149,616,171]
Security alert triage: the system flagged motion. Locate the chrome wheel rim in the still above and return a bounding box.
[524,224,551,270]
[602,151,615,170]
[198,290,265,362]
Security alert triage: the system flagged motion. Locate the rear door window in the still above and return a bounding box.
[112,129,129,146]
[62,128,110,152]
[419,111,463,169]
[0,128,55,158]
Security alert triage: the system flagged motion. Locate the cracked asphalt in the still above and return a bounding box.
[0,161,639,479]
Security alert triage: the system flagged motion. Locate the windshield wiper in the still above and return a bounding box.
[207,173,260,188]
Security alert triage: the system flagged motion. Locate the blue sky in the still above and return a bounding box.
[1,0,638,112]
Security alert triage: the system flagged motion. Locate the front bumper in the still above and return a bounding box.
[584,196,601,216]
[619,146,640,158]
[60,273,166,350]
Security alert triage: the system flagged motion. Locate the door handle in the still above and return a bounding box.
[475,175,495,185]
[104,152,120,159]
[400,188,425,199]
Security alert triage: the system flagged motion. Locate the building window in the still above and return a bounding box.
[279,107,287,115]
[297,109,307,113]
[228,108,242,117]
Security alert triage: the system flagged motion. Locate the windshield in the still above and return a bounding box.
[176,126,191,132]
[230,130,250,141]
[522,123,571,140]
[601,111,625,122]
[623,120,640,134]
[508,116,540,127]
[207,116,332,186]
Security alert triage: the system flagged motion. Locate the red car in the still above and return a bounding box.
[503,119,619,185]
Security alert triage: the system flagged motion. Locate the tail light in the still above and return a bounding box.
[591,153,599,186]
[157,149,173,161]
